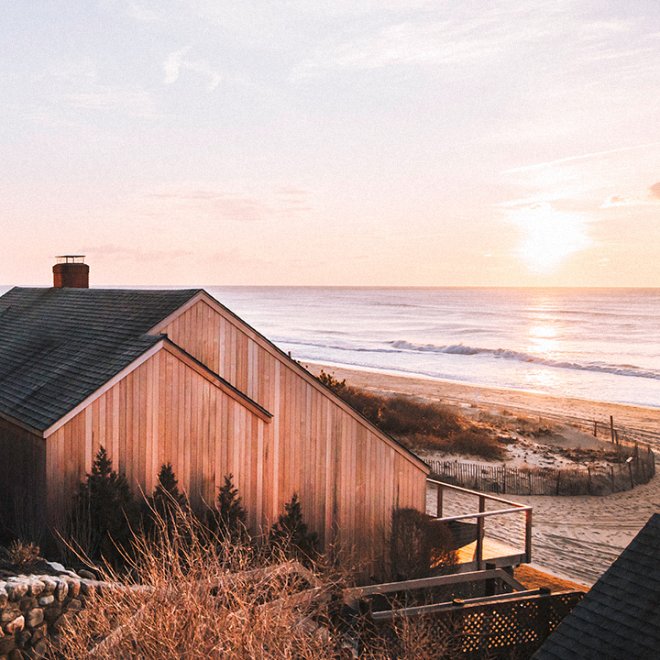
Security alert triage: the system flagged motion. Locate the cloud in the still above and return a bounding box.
[504,142,660,175]
[601,184,660,208]
[289,2,572,80]
[163,47,222,91]
[141,182,313,222]
[291,19,506,78]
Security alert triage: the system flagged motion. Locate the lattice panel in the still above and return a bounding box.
[379,591,584,659]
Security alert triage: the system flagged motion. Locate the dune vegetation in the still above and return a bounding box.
[317,370,504,461]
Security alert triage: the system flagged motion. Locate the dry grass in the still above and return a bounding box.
[6,539,41,568]
[318,371,503,460]
[406,429,505,461]
[48,501,445,659]
[49,504,338,659]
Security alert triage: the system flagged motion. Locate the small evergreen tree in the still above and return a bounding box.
[210,474,248,542]
[268,493,318,564]
[69,446,139,565]
[146,463,187,534]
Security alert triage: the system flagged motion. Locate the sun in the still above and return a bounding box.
[512,204,591,274]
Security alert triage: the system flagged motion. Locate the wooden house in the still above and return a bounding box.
[0,258,429,569]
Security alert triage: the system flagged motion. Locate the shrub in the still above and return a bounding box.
[390,508,457,580]
[449,429,504,460]
[406,430,505,461]
[338,388,462,438]
[146,463,187,535]
[318,373,504,460]
[209,474,249,544]
[6,539,40,568]
[317,369,346,394]
[68,446,140,566]
[269,494,318,565]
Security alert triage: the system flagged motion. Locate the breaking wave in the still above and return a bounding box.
[388,340,660,381]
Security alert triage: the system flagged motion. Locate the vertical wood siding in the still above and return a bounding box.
[0,417,46,537]
[160,298,428,570]
[39,295,427,573]
[45,349,268,532]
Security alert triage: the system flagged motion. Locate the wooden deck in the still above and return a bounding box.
[428,478,533,571]
[455,537,526,572]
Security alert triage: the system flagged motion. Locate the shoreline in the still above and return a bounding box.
[304,360,660,437]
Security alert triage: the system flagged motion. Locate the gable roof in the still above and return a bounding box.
[0,287,201,431]
[534,513,660,659]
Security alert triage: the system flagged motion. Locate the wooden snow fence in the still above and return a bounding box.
[426,444,655,496]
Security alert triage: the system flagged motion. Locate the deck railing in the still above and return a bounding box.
[428,478,533,570]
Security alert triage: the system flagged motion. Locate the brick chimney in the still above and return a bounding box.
[53,255,89,288]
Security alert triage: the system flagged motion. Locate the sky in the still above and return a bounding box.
[1,0,659,287]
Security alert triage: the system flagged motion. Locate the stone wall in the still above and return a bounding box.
[0,574,101,658]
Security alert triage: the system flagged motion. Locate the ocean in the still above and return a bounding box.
[2,285,659,408]
[206,287,660,409]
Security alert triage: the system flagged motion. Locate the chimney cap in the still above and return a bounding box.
[55,255,86,264]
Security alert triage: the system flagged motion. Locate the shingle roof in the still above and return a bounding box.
[0,287,201,431]
[534,513,660,659]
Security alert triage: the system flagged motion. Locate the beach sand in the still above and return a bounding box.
[307,362,660,586]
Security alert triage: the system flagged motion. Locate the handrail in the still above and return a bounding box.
[432,507,531,524]
[428,478,533,568]
[370,588,570,621]
[344,568,524,604]
[426,477,530,509]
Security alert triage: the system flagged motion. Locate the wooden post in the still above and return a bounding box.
[628,460,635,489]
[556,470,561,495]
[485,562,497,596]
[528,471,532,495]
[593,420,597,437]
[502,466,507,495]
[436,483,443,518]
[525,509,533,563]
[610,415,615,443]
[587,466,592,495]
[476,496,485,570]
[610,465,615,492]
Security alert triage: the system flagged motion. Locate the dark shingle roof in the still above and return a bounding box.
[0,287,201,431]
[534,513,660,659]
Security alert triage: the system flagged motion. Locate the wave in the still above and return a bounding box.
[388,340,660,381]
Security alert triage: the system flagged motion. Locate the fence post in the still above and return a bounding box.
[587,467,592,495]
[610,415,615,443]
[436,483,443,518]
[556,470,561,496]
[502,466,507,495]
[628,460,635,489]
[528,472,532,495]
[610,465,615,492]
[593,420,597,437]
